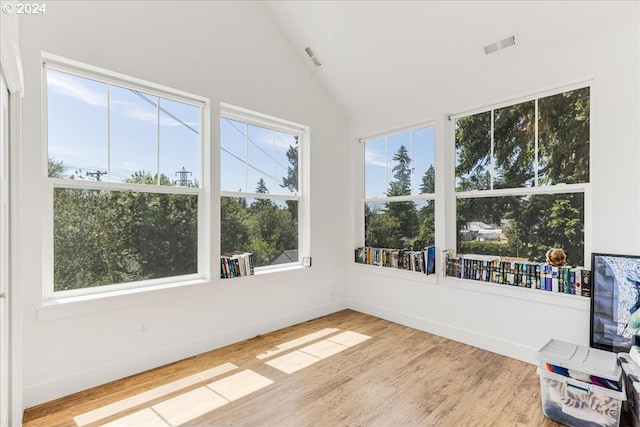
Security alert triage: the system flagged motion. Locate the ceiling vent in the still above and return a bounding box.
[483,33,518,55]
[304,46,322,67]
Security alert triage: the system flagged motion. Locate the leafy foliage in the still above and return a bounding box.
[53,167,198,291]
[365,144,435,250]
[455,88,589,265]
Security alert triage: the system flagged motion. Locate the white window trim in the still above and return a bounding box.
[448,82,592,267]
[42,54,211,302]
[358,122,437,281]
[220,103,310,271]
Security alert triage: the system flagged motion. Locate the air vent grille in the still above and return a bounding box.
[499,35,516,49]
[483,42,499,55]
[304,46,322,67]
[483,33,518,55]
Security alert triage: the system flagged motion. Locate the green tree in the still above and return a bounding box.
[364,203,401,248]
[51,161,198,290]
[385,145,418,248]
[221,196,251,256]
[280,136,299,219]
[420,165,435,194]
[455,88,589,265]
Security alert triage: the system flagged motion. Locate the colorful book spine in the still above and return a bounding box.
[581,268,591,297]
[573,267,582,296]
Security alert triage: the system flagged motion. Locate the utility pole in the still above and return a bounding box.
[175,166,192,186]
[87,170,107,181]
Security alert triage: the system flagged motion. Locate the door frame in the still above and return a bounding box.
[0,68,9,427]
[1,11,24,425]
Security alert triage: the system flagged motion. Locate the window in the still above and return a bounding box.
[363,125,435,250]
[454,86,590,266]
[44,57,207,298]
[220,105,307,269]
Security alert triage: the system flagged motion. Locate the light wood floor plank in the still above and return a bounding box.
[23,310,573,427]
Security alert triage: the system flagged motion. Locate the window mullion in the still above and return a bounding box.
[244,122,248,192]
[272,130,276,192]
[107,84,111,182]
[490,109,495,190]
[534,98,539,187]
[156,95,161,185]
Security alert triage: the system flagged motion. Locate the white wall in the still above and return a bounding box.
[18,1,349,407]
[348,4,640,364]
[18,0,640,410]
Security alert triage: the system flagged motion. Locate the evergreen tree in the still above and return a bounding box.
[455,88,588,264]
[384,145,418,248]
[420,165,435,194]
[280,136,299,219]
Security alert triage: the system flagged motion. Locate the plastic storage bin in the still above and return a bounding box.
[619,352,640,427]
[535,339,626,427]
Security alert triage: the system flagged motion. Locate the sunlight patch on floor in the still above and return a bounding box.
[72,329,372,426]
[264,350,322,374]
[99,408,170,427]
[207,369,274,401]
[73,362,238,427]
[328,331,372,347]
[299,339,348,359]
[265,331,372,374]
[256,327,340,359]
[151,386,229,426]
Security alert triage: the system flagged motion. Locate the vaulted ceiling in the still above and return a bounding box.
[262,1,637,122]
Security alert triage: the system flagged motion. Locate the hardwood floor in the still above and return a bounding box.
[23,309,567,427]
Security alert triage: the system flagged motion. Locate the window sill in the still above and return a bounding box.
[352,263,438,284]
[37,278,212,321]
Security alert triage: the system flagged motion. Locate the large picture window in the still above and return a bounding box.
[454,86,590,266]
[220,106,305,269]
[363,125,435,250]
[44,58,206,297]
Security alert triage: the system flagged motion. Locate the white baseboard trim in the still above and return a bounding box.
[24,299,348,408]
[347,299,538,365]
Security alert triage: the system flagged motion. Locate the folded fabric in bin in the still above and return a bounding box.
[538,368,626,427]
[536,339,626,427]
[543,362,622,391]
[618,353,640,427]
[536,339,622,386]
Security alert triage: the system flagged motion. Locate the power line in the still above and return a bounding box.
[220,146,285,187]
[130,90,199,135]
[223,118,290,172]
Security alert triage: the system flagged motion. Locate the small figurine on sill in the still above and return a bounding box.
[546,248,567,267]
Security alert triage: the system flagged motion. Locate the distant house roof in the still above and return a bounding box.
[467,221,494,231]
[272,249,298,265]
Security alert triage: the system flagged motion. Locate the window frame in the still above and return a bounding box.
[361,122,437,250]
[449,81,592,267]
[219,103,309,272]
[42,53,211,301]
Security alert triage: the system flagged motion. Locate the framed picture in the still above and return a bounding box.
[590,252,640,352]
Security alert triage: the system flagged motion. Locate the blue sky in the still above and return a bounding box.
[47,68,299,194]
[220,118,297,196]
[47,68,200,185]
[364,126,435,199]
[48,67,437,199]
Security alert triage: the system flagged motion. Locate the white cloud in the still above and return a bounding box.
[47,71,107,107]
[365,150,386,168]
[48,73,197,131]
[113,98,198,129]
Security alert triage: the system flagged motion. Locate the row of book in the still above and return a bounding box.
[444,254,591,297]
[221,253,254,279]
[355,246,436,275]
